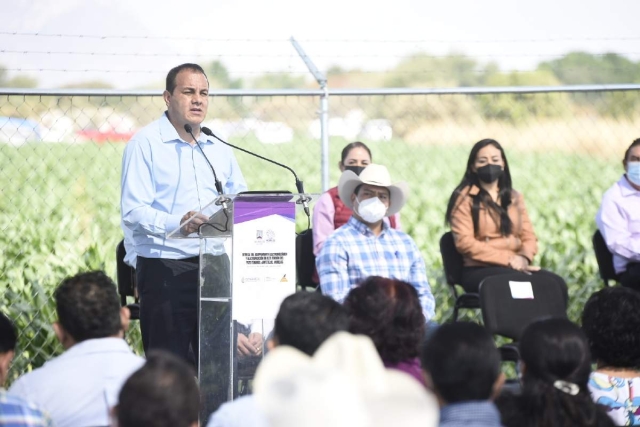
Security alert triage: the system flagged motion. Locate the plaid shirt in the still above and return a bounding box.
[440,401,503,427]
[316,216,435,321]
[0,389,53,427]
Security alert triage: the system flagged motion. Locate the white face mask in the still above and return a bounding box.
[356,196,388,223]
[627,161,640,186]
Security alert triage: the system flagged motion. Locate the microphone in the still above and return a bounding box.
[200,126,311,218]
[184,124,229,210]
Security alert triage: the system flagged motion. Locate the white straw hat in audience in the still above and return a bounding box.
[337,164,409,216]
[253,332,439,427]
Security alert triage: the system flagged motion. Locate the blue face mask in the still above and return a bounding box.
[627,162,640,186]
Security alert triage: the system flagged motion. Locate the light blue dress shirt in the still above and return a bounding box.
[121,112,247,259]
[8,338,145,427]
[316,216,436,321]
[207,395,268,427]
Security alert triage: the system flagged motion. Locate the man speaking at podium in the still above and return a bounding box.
[121,63,247,363]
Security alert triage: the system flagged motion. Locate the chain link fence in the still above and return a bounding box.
[2,86,639,382]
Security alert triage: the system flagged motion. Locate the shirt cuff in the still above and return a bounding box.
[165,214,184,236]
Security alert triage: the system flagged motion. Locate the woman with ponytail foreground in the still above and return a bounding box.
[497,318,614,427]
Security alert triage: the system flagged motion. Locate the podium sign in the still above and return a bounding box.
[232,199,296,322]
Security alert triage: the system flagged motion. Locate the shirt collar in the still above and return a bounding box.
[619,175,640,197]
[63,337,136,357]
[347,215,389,236]
[440,400,500,421]
[159,112,214,145]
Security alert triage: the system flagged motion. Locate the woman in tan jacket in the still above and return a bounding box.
[445,138,566,294]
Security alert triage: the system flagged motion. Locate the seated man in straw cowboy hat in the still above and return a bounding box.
[316,164,436,322]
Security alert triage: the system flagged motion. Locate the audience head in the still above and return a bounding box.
[115,351,199,427]
[445,138,513,235]
[464,138,512,187]
[582,286,640,370]
[0,312,17,384]
[520,317,591,392]
[623,138,640,164]
[54,270,128,348]
[510,317,615,427]
[255,332,439,427]
[421,322,502,405]
[623,138,640,187]
[344,276,425,364]
[271,291,349,356]
[496,319,614,427]
[339,141,372,176]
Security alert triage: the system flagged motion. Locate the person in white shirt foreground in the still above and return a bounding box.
[9,271,144,427]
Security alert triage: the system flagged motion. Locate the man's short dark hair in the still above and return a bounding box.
[117,351,199,427]
[624,138,640,162]
[54,270,122,342]
[0,312,17,353]
[165,63,208,94]
[421,322,500,404]
[582,286,640,369]
[274,292,349,356]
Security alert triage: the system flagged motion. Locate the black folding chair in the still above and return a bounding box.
[116,239,140,320]
[296,229,318,290]
[439,231,480,321]
[592,229,619,287]
[479,272,568,366]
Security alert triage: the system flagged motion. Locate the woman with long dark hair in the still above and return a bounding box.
[445,138,565,293]
[497,318,614,427]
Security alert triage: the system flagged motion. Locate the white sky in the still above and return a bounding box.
[2,0,639,88]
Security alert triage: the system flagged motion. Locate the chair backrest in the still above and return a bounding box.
[296,230,317,289]
[439,231,464,286]
[592,229,617,284]
[116,239,136,306]
[479,273,567,341]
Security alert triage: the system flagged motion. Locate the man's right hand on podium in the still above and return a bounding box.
[180,211,209,235]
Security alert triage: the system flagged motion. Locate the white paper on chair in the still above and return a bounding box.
[509,281,534,299]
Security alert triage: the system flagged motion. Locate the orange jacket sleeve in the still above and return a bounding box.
[514,192,538,262]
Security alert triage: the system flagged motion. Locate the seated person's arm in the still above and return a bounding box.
[450,194,517,266]
[316,239,350,303]
[515,192,538,263]
[312,193,336,256]
[408,240,436,322]
[597,192,640,261]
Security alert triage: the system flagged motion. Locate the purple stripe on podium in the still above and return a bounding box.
[233,200,296,225]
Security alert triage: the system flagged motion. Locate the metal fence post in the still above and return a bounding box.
[319,83,329,191]
[290,36,330,191]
